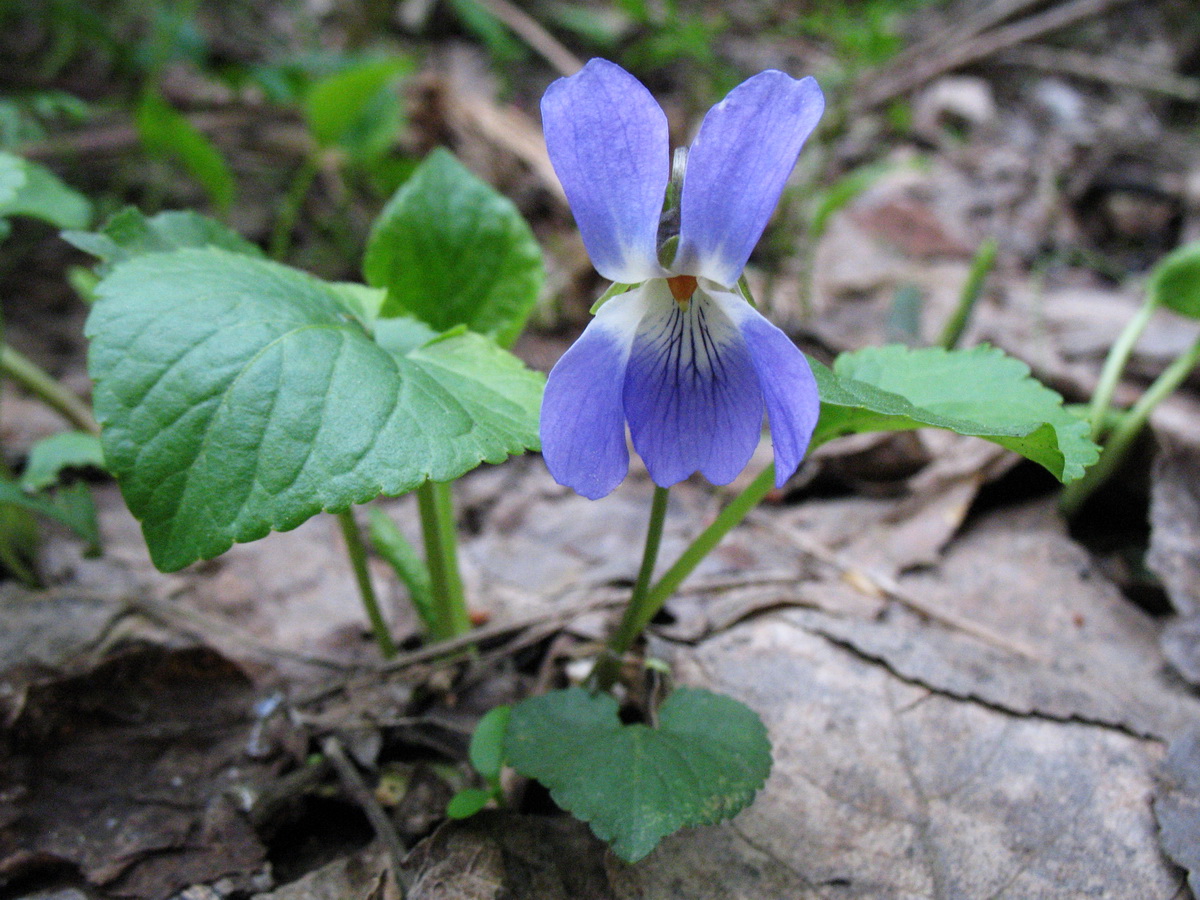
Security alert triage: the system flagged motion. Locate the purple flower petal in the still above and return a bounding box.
[711,290,819,486]
[675,72,824,287]
[623,283,764,487]
[541,59,669,284]
[540,288,651,499]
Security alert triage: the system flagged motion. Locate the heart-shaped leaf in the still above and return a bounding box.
[0,151,91,231]
[505,687,771,862]
[20,432,106,492]
[304,56,411,159]
[1148,241,1200,318]
[363,148,543,347]
[86,248,543,572]
[813,344,1099,483]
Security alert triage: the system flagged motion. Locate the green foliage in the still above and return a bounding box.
[364,149,544,347]
[1148,241,1200,318]
[0,151,91,233]
[20,431,105,491]
[812,345,1099,483]
[86,249,544,571]
[0,477,100,554]
[304,56,412,162]
[135,89,235,211]
[64,206,260,275]
[0,91,90,150]
[447,705,512,819]
[447,0,526,64]
[793,0,934,71]
[807,160,896,239]
[616,0,733,96]
[505,687,771,862]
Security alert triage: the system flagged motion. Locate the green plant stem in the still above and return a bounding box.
[593,468,778,691]
[1062,335,1200,516]
[938,237,997,350]
[593,485,671,691]
[417,479,471,641]
[2,345,99,435]
[336,508,397,658]
[269,156,320,261]
[1086,298,1158,440]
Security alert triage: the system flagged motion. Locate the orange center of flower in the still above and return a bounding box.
[667,275,698,307]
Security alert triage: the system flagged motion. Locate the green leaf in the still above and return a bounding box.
[813,344,1099,483]
[64,206,260,275]
[304,56,410,159]
[1148,241,1200,318]
[505,687,771,863]
[0,151,91,230]
[20,431,106,491]
[0,477,100,549]
[446,787,494,820]
[86,248,543,572]
[364,148,543,347]
[136,90,235,211]
[446,0,526,62]
[469,705,511,782]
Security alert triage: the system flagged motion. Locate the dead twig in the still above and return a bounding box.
[131,594,360,671]
[858,0,1141,109]
[322,734,410,898]
[753,516,1044,661]
[993,45,1200,101]
[293,590,627,707]
[472,0,582,77]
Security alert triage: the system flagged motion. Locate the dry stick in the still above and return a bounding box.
[473,0,583,77]
[994,45,1200,101]
[753,515,1044,661]
[321,735,409,898]
[133,594,359,671]
[859,0,1141,109]
[294,591,628,707]
[877,0,1046,88]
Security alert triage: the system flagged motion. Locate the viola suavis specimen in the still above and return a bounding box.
[494,61,1099,863]
[540,59,824,498]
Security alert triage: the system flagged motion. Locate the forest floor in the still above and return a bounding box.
[2,1,1200,898]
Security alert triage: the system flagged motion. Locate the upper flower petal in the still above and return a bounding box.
[710,289,819,486]
[674,71,824,286]
[539,286,651,499]
[541,59,669,283]
[623,283,764,488]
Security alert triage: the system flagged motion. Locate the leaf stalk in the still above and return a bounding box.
[417,479,471,641]
[337,508,398,658]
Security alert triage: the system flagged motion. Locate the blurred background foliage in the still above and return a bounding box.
[0,0,937,278]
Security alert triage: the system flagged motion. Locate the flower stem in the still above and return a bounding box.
[269,156,320,262]
[593,467,777,691]
[938,237,997,350]
[417,479,471,641]
[593,485,670,691]
[1086,297,1158,440]
[1062,335,1200,516]
[337,508,397,658]
[1,345,99,435]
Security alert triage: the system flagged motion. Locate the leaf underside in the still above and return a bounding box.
[505,687,772,863]
[813,344,1099,483]
[86,248,543,571]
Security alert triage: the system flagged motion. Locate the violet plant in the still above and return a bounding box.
[74,56,1102,863]
[481,60,1102,862]
[76,148,545,653]
[1060,240,1200,515]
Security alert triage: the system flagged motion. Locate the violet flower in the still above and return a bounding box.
[540,59,825,500]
